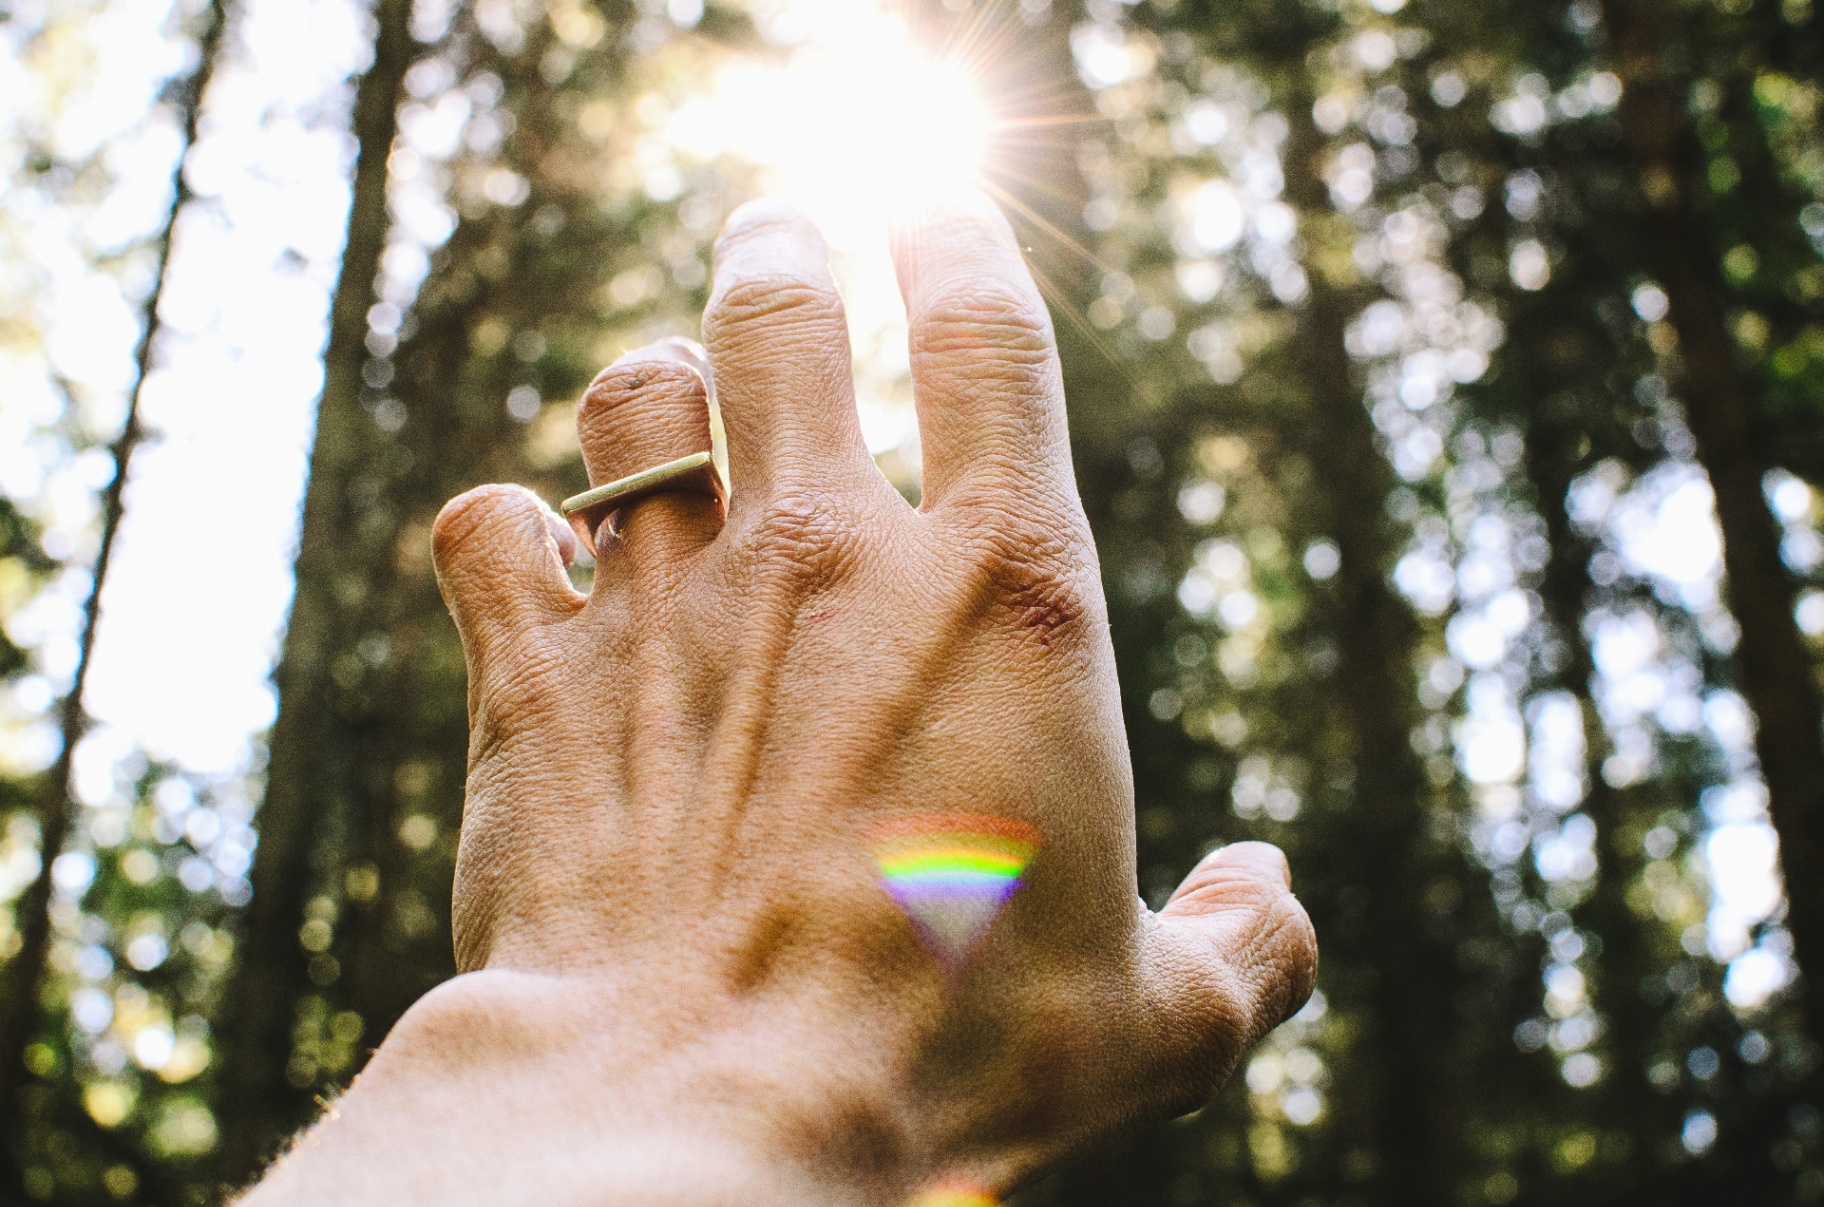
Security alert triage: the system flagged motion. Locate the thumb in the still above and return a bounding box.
[431,484,581,668]
[1138,842,1318,1101]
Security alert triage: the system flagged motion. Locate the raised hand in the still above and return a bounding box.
[244,192,1316,1207]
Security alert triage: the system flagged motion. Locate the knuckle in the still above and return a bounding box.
[477,658,544,727]
[911,282,1054,368]
[1140,930,1254,1103]
[1141,886,1320,1105]
[1210,973,1271,1065]
[463,647,567,792]
[705,274,845,342]
[1171,860,1318,1034]
[715,200,822,252]
[739,491,859,595]
[1219,896,1319,1045]
[953,509,1096,650]
[469,664,537,754]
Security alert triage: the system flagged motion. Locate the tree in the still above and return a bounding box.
[0,0,229,1197]
[1,0,1808,1199]
[211,0,746,1181]
[1022,0,1824,1200]
[1601,0,1824,1064]
[207,0,418,1180]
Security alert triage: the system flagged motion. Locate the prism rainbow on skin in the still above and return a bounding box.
[905,1177,999,1207]
[866,813,1040,975]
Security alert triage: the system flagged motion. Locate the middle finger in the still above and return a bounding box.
[701,200,882,512]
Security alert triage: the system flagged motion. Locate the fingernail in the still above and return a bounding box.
[711,199,831,286]
[651,336,710,379]
[887,187,1019,291]
[889,185,1012,241]
[612,337,710,380]
[1217,840,1293,886]
[718,196,812,244]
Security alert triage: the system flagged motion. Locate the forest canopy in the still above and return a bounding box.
[1,0,1823,1203]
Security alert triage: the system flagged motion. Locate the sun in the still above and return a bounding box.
[804,27,991,211]
[660,2,1000,470]
[666,6,993,238]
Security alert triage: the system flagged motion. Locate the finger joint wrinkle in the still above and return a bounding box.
[706,277,845,333]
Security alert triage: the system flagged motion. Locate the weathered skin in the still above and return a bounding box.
[242,193,1317,1207]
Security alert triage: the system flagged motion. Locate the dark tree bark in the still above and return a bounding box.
[1274,101,1463,1205]
[0,0,229,1193]
[1603,0,1824,1055]
[1524,405,1700,1194]
[215,0,705,1179]
[210,0,417,1183]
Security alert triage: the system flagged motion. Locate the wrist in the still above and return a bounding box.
[241,968,915,1207]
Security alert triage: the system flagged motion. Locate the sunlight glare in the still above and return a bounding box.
[668,9,991,237]
[665,4,995,462]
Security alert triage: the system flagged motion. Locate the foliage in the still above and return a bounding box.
[0,0,1822,1204]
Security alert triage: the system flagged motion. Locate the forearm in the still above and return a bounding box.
[237,971,889,1207]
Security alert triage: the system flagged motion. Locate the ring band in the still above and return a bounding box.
[560,451,725,545]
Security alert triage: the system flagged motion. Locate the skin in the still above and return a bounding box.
[241,191,1318,1207]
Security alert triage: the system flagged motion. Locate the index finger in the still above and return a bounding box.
[889,190,1075,518]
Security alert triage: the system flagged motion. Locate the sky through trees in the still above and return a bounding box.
[1,0,1822,1203]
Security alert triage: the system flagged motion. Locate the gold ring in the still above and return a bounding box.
[560,451,725,545]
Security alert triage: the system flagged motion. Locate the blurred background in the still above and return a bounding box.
[2,0,1823,1202]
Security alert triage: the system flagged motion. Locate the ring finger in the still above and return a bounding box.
[573,338,726,579]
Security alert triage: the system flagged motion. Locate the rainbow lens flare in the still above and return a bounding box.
[906,1178,999,1207]
[867,813,1040,973]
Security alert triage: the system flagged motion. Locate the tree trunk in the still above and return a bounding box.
[1280,102,1460,1205]
[1524,411,1697,1193]
[210,0,416,1183]
[0,0,228,1191]
[1602,0,1824,1052]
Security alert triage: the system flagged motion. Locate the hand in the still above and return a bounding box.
[243,192,1316,1207]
